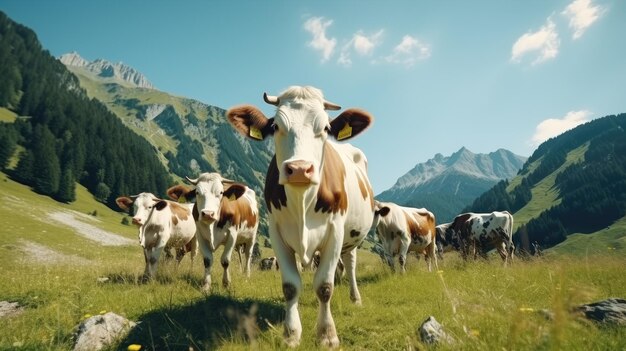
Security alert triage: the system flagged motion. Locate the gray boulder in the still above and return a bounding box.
[0,301,24,318]
[418,316,454,345]
[574,298,626,325]
[72,312,137,351]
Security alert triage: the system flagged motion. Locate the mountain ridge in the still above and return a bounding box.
[377,147,526,222]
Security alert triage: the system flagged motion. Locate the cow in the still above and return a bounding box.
[440,211,515,264]
[260,256,279,270]
[115,193,197,280]
[372,201,438,272]
[227,86,375,347]
[167,174,259,291]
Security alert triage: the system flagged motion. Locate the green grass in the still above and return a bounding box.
[550,216,626,256]
[1,174,625,350]
[513,143,589,231]
[0,107,17,122]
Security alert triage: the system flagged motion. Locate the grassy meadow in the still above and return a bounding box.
[1,173,625,350]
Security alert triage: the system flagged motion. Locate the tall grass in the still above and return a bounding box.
[1,174,625,350]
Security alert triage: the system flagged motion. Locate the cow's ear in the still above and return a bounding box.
[167,184,191,201]
[227,105,274,141]
[223,184,247,200]
[330,108,373,141]
[155,201,168,211]
[115,197,133,211]
[379,206,391,217]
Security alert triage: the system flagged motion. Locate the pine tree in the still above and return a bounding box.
[56,167,76,203]
[32,125,61,196]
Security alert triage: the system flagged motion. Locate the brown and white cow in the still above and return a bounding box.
[372,201,438,272]
[440,211,515,264]
[227,86,375,347]
[167,173,259,291]
[115,193,197,280]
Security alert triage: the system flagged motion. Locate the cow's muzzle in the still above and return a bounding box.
[201,210,217,222]
[284,160,314,185]
[132,217,142,226]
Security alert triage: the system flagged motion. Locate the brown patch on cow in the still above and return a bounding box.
[356,171,375,210]
[115,197,133,211]
[171,215,178,226]
[315,142,348,214]
[350,230,360,238]
[264,156,287,213]
[317,283,333,303]
[217,190,258,229]
[283,283,297,301]
[169,201,190,222]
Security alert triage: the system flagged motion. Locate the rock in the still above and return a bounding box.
[0,301,24,318]
[72,312,137,351]
[418,316,454,345]
[573,298,626,325]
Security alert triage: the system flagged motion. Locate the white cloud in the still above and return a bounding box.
[511,18,560,65]
[337,30,384,67]
[303,17,337,62]
[530,110,592,146]
[353,30,384,56]
[384,35,431,67]
[562,0,605,40]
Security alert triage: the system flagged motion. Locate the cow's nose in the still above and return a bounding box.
[202,211,216,221]
[132,218,142,225]
[285,161,314,184]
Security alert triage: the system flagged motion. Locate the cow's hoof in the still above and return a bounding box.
[201,284,211,293]
[352,298,362,306]
[283,335,300,348]
[318,335,340,348]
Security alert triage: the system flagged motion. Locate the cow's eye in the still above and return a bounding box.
[272,123,279,131]
[324,125,331,133]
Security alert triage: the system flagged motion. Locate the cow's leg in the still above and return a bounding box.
[197,236,214,292]
[313,244,341,348]
[145,246,164,280]
[175,246,186,263]
[398,234,410,273]
[243,239,254,278]
[220,229,238,288]
[188,236,198,264]
[427,242,438,272]
[341,247,362,305]
[497,241,508,265]
[270,224,302,348]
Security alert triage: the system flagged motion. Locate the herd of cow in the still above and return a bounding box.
[114,86,515,348]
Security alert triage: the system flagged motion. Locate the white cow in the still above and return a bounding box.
[372,201,438,272]
[115,193,197,280]
[440,211,515,264]
[167,173,259,291]
[227,86,375,347]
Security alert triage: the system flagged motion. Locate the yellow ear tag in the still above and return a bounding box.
[178,195,186,204]
[337,124,352,141]
[229,194,237,201]
[249,126,263,140]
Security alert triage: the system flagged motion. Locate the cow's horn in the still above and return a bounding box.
[129,194,140,199]
[263,92,279,106]
[323,101,341,111]
[185,176,199,185]
[221,177,236,184]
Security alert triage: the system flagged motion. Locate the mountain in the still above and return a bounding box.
[377,147,526,222]
[465,113,626,253]
[58,51,274,198]
[0,11,171,206]
[59,52,155,89]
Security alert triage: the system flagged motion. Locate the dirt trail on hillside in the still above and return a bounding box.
[18,239,91,265]
[47,211,134,246]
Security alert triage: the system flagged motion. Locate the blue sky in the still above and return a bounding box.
[2,0,625,192]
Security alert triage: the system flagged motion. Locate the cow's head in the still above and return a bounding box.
[185,172,247,223]
[115,192,159,227]
[227,86,373,187]
[372,200,391,236]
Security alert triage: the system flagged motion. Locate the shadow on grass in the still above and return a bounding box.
[120,294,284,350]
[102,272,175,285]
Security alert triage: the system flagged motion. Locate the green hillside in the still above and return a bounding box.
[466,114,626,254]
[65,65,273,195]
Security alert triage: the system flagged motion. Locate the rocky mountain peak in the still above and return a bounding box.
[59,52,155,89]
